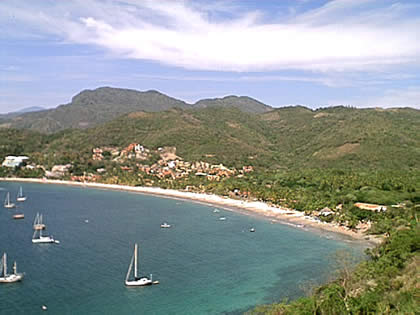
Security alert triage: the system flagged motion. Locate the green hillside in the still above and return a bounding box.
[1,105,419,171]
[194,95,272,113]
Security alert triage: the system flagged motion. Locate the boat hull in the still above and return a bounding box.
[17,197,27,202]
[13,214,25,219]
[0,273,23,283]
[4,204,16,209]
[33,224,46,230]
[32,236,58,244]
[125,277,153,286]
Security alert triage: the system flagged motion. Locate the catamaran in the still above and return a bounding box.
[4,192,15,209]
[32,215,59,244]
[0,253,24,283]
[125,243,159,287]
[16,186,27,202]
[33,213,46,230]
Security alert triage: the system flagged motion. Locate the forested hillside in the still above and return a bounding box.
[3,105,416,170]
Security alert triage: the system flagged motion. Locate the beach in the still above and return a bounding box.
[0,177,382,244]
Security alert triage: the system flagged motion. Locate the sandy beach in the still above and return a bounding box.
[0,177,382,244]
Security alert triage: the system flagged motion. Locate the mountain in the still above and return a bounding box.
[2,105,418,171]
[1,87,273,133]
[2,87,190,133]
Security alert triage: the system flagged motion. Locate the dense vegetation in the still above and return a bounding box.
[3,105,418,169]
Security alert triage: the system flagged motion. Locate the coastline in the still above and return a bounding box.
[0,177,382,245]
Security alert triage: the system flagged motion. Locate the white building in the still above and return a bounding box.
[2,156,29,168]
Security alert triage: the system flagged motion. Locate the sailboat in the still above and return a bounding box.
[16,186,27,202]
[4,192,15,209]
[125,243,159,287]
[0,253,24,283]
[33,213,46,230]
[32,214,59,244]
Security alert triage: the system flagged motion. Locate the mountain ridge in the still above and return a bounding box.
[1,87,274,133]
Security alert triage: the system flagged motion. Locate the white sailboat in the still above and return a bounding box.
[4,192,16,209]
[125,243,159,287]
[0,253,24,283]
[33,213,46,230]
[32,215,59,244]
[16,186,27,202]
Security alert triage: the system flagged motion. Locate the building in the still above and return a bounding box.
[1,156,29,168]
[354,202,387,212]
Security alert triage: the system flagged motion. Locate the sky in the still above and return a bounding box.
[1,0,420,113]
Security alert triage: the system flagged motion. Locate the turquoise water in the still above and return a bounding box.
[0,182,366,314]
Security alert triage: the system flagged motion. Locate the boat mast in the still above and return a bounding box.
[126,254,134,282]
[32,227,39,240]
[13,261,17,274]
[134,243,138,279]
[4,253,7,276]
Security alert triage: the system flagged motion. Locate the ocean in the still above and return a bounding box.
[0,182,366,314]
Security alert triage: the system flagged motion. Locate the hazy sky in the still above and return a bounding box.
[1,0,420,113]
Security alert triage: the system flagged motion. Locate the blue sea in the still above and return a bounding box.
[0,182,366,314]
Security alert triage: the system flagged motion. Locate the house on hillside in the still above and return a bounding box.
[354,202,387,212]
[2,156,29,168]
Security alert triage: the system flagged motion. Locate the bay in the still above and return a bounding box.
[0,182,366,314]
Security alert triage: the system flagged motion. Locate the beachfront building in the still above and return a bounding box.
[1,156,29,168]
[354,202,387,212]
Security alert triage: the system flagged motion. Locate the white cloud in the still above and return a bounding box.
[1,0,420,72]
[327,86,420,109]
[363,86,420,108]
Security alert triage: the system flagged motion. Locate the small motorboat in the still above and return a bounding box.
[13,213,25,220]
[160,222,171,228]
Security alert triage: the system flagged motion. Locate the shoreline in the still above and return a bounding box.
[0,177,382,245]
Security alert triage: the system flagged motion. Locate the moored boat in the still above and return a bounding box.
[13,213,25,220]
[4,192,15,209]
[0,253,24,283]
[16,186,27,202]
[125,243,159,286]
[33,213,46,230]
[32,214,59,244]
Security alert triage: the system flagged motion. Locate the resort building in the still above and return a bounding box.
[354,202,387,212]
[1,156,29,168]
